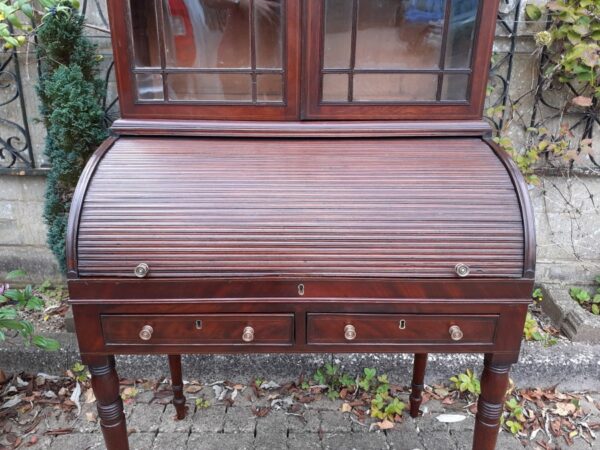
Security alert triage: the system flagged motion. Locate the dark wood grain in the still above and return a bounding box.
[410,353,428,418]
[101,314,294,346]
[473,354,512,450]
[73,137,525,279]
[71,2,535,449]
[168,355,187,420]
[306,313,498,345]
[86,355,129,450]
[110,118,492,137]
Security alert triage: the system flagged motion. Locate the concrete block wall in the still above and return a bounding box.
[1,0,599,285]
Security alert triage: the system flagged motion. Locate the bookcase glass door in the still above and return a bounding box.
[321,0,479,104]
[129,0,285,104]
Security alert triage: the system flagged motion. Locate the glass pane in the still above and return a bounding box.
[353,74,437,102]
[323,0,353,69]
[445,0,479,68]
[441,74,469,100]
[136,73,164,100]
[255,1,284,68]
[257,74,283,102]
[129,0,160,67]
[160,0,284,70]
[163,0,250,68]
[322,74,349,102]
[355,0,446,69]
[167,73,251,101]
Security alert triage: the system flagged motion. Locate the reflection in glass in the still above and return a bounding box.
[355,0,445,69]
[445,0,479,68]
[323,0,352,69]
[257,74,283,102]
[136,73,164,100]
[322,74,349,102]
[130,0,160,67]
[167,73,252,101]
[161,0,283,69]
[441,74,469,101]
[353,74,438,102]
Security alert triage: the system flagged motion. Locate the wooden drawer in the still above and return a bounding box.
[307,314,497,345]
[101,314,294,346]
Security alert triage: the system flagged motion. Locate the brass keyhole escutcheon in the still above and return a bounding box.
[242,326,255,342]
[195,320,203,330]
[139,325,153,341]
[399,319,406,330]
[344,324,356,341]
[298,284,305,296]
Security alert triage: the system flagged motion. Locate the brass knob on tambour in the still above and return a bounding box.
[242,326,255,343]
[344,324,357,341]
[139,325,153,341]
[134,263,150,278]
[449,325,464,341]
[455,263,470,278]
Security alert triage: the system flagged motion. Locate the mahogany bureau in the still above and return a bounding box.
[66,1,535,449]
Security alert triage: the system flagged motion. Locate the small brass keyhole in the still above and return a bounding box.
[399,320,406,330]
[195,320,203,330]
[298,284,305,296]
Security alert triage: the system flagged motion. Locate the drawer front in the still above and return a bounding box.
[307,314,497,345]
[101,314,294,346]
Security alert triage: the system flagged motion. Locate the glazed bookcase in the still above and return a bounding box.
[67,1,535,449]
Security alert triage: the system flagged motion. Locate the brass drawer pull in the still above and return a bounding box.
[242,326,255,342]
[344,324,357,341]
[449,325,464,341]
[134,263,150,278]
[139,325,153,341]
[455,263,470,278]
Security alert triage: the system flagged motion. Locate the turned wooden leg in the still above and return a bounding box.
[168,354,187,420]
[472,354,511,450]
[87,355,129,450]
[409,353,427,418]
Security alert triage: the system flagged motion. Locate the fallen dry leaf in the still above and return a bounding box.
[377,419,394,430]
[552,402,576,417]
[341,403,352,413]
[572,96,593,107]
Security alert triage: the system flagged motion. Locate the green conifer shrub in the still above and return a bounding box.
[36,10,108,270]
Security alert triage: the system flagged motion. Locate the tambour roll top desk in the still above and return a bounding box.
[66,1,535,449]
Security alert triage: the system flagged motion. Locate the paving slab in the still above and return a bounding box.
[152,432,188,450]
[222,406,256,434]
[287,432,323,450]
[190,405,226,433]
[322,432,389,449]
[186,432,254,450]
[128,403,165,433]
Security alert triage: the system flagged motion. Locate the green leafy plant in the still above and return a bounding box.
[569,277,600,315]
[370,392,405,421]
[71,362,89,382]
[503,397,525,435]
[313,363,356,400]
[532,287,543,303]
[0,2,108,271]
[0,270,60,351]
[195,396,210,409]
[497,0,600,182]
[0,0,82,48]
[523,312,558,346]
[450,369,481,396]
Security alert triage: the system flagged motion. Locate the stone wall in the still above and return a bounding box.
[1,0,599,285]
